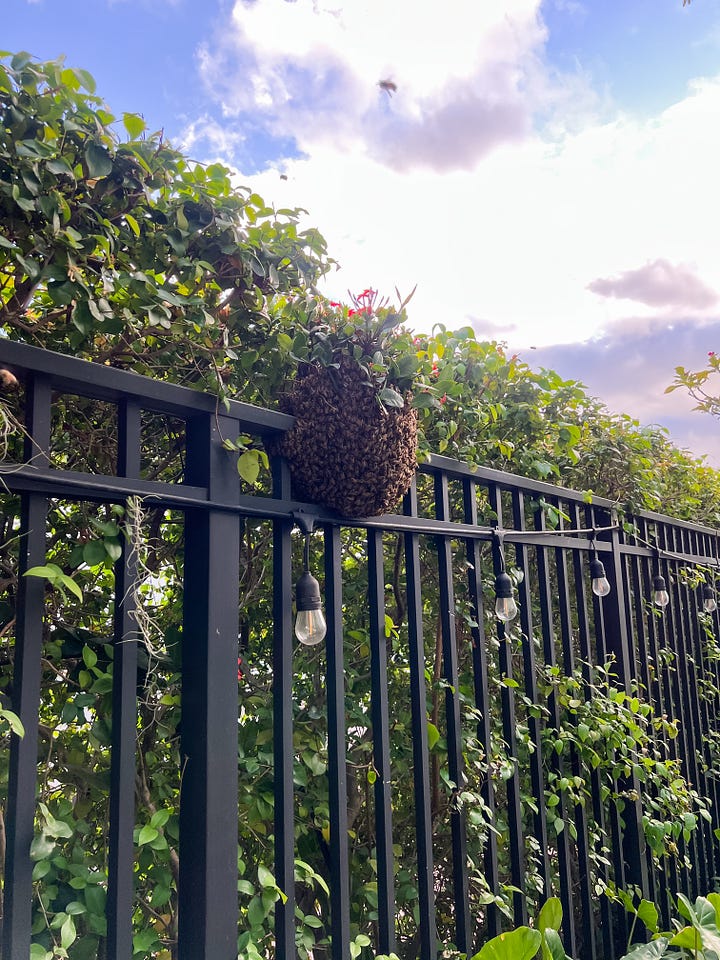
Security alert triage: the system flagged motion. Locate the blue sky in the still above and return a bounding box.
[5,0,720,463]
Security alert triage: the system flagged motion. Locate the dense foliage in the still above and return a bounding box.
[1,52,719,960]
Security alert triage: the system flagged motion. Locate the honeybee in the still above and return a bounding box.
[378,79,397,96]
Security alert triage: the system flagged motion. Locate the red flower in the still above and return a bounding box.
[348,308,357,317]
[709,351,716,357]
[329,300,341,308]
[237,656,244,681]
[431,363,438,376]
[440,394,447,404]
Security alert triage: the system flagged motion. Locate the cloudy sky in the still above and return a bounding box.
[6,0,720,464]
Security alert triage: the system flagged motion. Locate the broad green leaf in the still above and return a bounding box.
[258,864,275,888]
[543,929,567,960]
[60,914,76,950]
[83,539,107,567]
[238,450,260,485]
[85,142,113,178]
[0,707,24,737]
[472,927,542,960]
[378,387,404,408]
[636,899,659,933]
[30,945,50,960]
[82,645,98,669]
[123,112,146,139]
[137,825,159,846]
[38,802,73,838]
[538,897,563,936]
[620,939,670,960]
[426,721,440,751]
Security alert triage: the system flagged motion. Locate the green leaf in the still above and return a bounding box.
[636,899,659,934]
[83,539,107,567]
[538,896,563,935]
[138,825,159,846]
[124,212,140,236]
[472,926,542,960]
[238,450,260,485]
[82,646,98,669]
[426,721,440,751]
[85,142,113,178]
[60,914,76,950]
[543,929,567,960]
[38,802,73,838]
[620,939,670,959]
[30,945,51,960]
[258,864,275,888]
[378,387,404,408]
[0,707,25,737]
[104,537,122,562]
[123,113,147,139]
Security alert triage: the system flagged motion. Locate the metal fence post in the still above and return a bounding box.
[179,412,241,960]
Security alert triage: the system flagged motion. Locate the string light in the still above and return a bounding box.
[588,532,611,598]
[652,574,670,609]
[294,524,326,646]
[493,531,518,622]
[702,584,717,614]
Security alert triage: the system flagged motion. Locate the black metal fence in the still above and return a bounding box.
[0,339,719,960]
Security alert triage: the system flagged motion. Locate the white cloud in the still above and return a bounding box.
[197,0,546,170]
[191,2,720,364]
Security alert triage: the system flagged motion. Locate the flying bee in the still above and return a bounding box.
[378,79,397,96]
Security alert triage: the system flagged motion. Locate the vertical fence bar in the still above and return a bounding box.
[533,502,575,956]
[658,525,693,894]
[587,507,627,953]
[403,480,437,960]
[434,474,471,953]
[603,513,650,918]
[568,505,600,960]
[674,526,708,897]
[696,529,720,885]
[690,527,719,889]
[179,412,241,960]
[107,397,141,960]
[627,539,661,913]
[511,491,551,904]
[272,457,296,959]
[1,373,51,960]
[488,484,527,924]
[367,528,396,955]
[462,479,500,941]
[324,524,350,960]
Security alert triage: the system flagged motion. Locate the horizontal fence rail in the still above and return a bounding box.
[0,341,719,960]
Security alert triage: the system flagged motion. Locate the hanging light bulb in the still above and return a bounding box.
[494,570,518,622]
[702,583,717,614]
[589,556,611,598]
[294,531,327,646]
[652,574,670,609]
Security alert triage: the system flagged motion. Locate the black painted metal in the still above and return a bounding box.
[3,341,720,959]
[462,478,500,942]
[367,528,396,955]
[488,484,527,925]
[272,457,296,959]
[434,474,471,953]
[511,491,551,906]
[2,373,51,960]
[107,398,141,960]
[533,503,576,956]
[179,412,241,960]
[324,524,351,960]
[402,480,438,960]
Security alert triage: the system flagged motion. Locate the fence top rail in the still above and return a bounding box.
[1,340,718,540]
[0,338,294,435]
